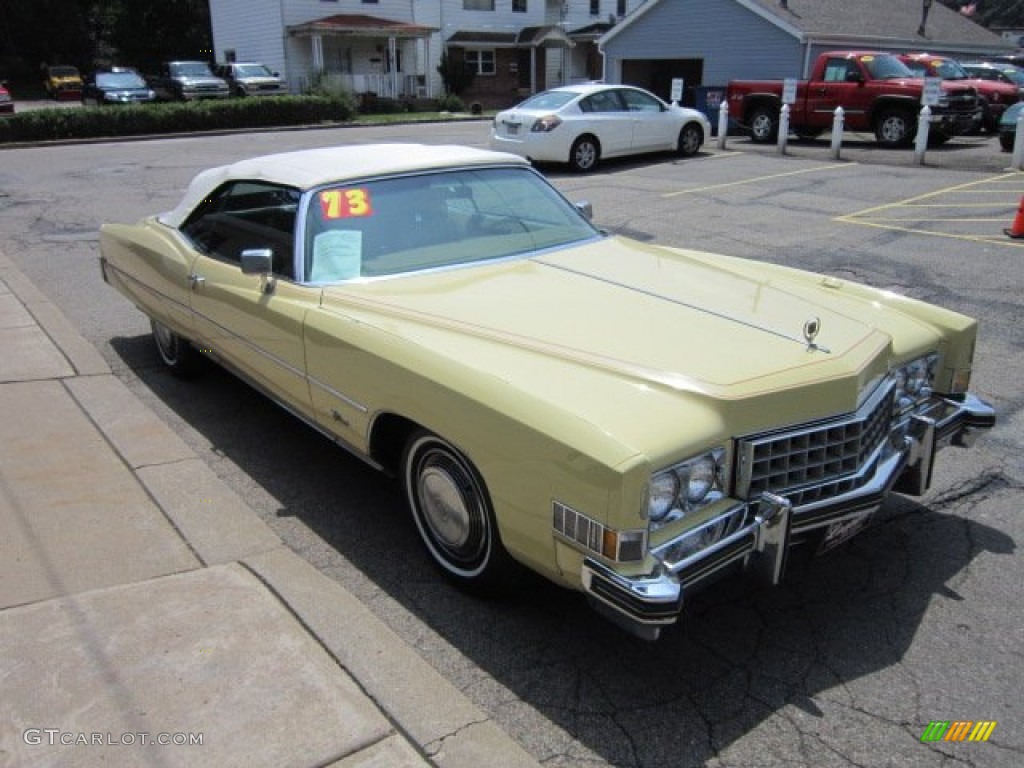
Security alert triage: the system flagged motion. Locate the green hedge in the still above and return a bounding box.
[0,95,357,144]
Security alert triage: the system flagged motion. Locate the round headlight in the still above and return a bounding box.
[648,472,679,521]
[686,455,718,503]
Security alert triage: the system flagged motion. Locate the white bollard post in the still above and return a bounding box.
[830,106,844,160]
[1012,110,1024,171]
[913,105,931,165]
[777,103,790,155]
[717,98,729,150]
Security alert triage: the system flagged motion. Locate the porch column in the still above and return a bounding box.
[312,34,324,73]
[389,37,398,97]
[531,47,537,93]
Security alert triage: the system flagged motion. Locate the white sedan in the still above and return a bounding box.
[490,83,711,172]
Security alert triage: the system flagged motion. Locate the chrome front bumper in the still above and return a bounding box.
[582,392,995,640]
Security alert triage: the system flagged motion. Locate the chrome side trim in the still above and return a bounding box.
[308,376,369,414]
[203,347,384,474]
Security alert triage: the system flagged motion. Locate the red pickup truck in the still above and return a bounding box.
[726,51,981,147]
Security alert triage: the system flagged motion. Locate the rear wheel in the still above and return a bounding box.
[677,122,704,156]
[402,430,512,589]
[748,105,778,143]
[151,319,202,377]
[568,135,600,172]
[874,109,914,147]
[1000,133,1015,152]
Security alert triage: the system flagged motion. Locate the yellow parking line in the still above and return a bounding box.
[839,217,1024,246]
[837,172,1021,220]
[662,162,855,197]
[835,172,1024,245]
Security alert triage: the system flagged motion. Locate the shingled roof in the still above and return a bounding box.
[606,0,1011,52]
[748,0,1007,46]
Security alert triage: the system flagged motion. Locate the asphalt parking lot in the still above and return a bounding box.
[1,122,1021,767]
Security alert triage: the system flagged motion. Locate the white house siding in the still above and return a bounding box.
[209,0,289,84]
[601,0,802,86]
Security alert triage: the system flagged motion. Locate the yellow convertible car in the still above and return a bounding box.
[100,144,995,639]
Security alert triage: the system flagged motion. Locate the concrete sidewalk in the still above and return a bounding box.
[0,250,540,767]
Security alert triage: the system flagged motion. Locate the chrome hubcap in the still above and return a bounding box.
[419,466,472,549]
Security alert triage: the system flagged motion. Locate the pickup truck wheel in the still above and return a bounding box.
[402,430,512,588]
[677,123,703,156]
[748,106,778,143]
[569,135,600,172]
[151,319,202,378]
[874,109,914,147]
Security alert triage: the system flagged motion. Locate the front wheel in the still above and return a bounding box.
[568,135,600,172]
[748,106,778,143]
[402,430,511,588]
[874,109,914,147]
[677,123,704,156]
[151,319,202,377]
[1000,133,1015,152]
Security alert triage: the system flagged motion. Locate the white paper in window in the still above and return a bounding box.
[311,230,362,281]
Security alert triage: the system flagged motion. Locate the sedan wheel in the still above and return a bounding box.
[402,430,509,586]
[151,319,202,377]
[677,123,703,157]
[569,135,600,173]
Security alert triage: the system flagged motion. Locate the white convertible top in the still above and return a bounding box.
[158,143,528,228]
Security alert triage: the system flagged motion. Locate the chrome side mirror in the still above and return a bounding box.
[240,248,273,275]
[575,200,593,220]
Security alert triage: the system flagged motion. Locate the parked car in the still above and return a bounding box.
[899,53,1019,132]
[98,144,995,640]
[490,83,711,172]
[43,64,83,100]
[82,68,157,106]
[960,61,1024,89]
[998,101,1023,151]
[146,61,230,101]
[214,62,285,97]
[0,81,13,115]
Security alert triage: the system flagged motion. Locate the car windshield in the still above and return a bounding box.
[49,66,79,77]
[302,166,600,282]
[514,90,579,111]
[928,59,969,80]
[861,54,914,80]
[170,62,214,77]
[96,72,147,88]
[235,64,274,78]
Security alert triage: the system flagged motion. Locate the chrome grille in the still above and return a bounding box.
[736,381,894,508]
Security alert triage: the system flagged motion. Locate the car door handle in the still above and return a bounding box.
[188,273,205,289]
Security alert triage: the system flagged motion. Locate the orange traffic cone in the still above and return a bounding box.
[1005,197,1024,238]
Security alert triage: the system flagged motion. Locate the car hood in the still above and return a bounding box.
[320,236,941,458]
[177,76,224,85]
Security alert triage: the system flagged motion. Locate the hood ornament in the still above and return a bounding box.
[803,317,829,352]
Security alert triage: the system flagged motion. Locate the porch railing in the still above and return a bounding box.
[300,73,427,99]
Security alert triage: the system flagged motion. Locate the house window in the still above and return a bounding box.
[362,0,379,4]
[465,49,496,76]
[463,0,495,10]
[617,0,626,15]
[513,0,527,12]
[590,0,600,15]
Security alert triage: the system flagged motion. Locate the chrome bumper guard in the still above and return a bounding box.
[581,392,995,640]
